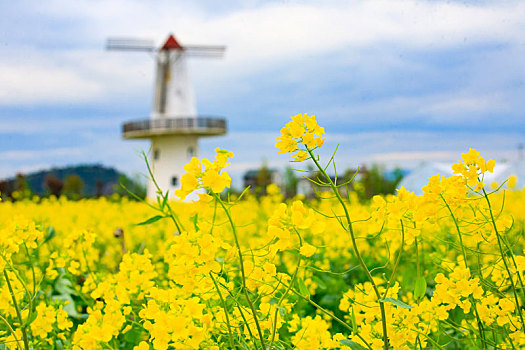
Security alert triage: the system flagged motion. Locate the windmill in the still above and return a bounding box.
[107,34,227,200]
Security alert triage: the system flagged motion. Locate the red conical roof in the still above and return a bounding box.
[161,34,184,51]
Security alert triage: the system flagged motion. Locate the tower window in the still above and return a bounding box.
[153,149,160,160]
[171,176,178,186]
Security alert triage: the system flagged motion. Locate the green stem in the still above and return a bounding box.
[82,247,98,286]
[0,312,23,350]
[440,194,469,264]
[21,244,36,329]
[209,272,236,349]
[383,220,405,299]
[218,280,260,349]
[414,224,423,304]
[2,258,35,328]
[213,193,267,349]
[415,235,419,280]
[500,235,525,301]
[482,188,525,333]
[441,194,487,348]
[143,151,184,233]
[22,244,36,299]
[4,270,30,350]
[164,201,184,233]
[269,255,302,349]
[210,197,218,235]
[276,278,372,350]
[416,336,423,350]
[306,147,389,350]
[408,328,446,350]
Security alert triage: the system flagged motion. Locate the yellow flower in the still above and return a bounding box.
[134,341,150,350]
[300,243,317,257]
[202,171,231,194]
[450,148,496,191]
[183,157,202,173]
[292,150,308,162]
[461,148,480,164]
[485,159,496,172]
[275,135,297,154]
[175,173,200,200]
[57,306,73,330]
[508,175,517,188]
[175,149,233,199]
[276,113,325,159]
[287,119,306,139]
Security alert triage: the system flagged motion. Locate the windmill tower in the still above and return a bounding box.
[107,34,227,199]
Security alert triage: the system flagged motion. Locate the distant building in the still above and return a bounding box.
[243,169,284,194]
[297,174,340,198]
[112,34,227,200]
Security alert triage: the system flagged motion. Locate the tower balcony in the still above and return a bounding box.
[122,116,227,139]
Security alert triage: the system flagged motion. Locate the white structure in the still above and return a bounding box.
[399,161,518,195]
[108,34,227,199]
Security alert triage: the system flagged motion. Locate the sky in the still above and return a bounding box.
[1,0,524,187]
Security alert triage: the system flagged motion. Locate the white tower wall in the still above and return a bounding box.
[148,135,199,199]
[120,34,226,201]
[152,51,197,118]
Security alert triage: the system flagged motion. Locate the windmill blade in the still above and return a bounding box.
[106,38,156,52]
[184,45,226,58]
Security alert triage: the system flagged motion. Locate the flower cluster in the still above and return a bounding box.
[432,265,484,317]
[451,148,496,190]
[175,148,233,200]
[2,115,525,349]
[275,113,325,161]
[31,302,72,341]
[0,216,42,270]
[339,281,432,349]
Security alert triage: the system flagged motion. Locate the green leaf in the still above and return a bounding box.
[161,191,169,209]
[43,225,56,244]
[340,339,368,350]
[124,324,144,343]
[136,215,165,226]
[54,275,76,296]
[192,214,199,232]
[23,309,38,327]
[296,277,309,298]
[414,276,427,299]
[52,294,80,318]
[55,339,64,350]
[276,306,286,317]
[312,275,327,290]
[351,306,358,334]
[379,297,413,309]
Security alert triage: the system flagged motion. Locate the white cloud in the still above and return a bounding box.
[368,151,458,163]
[0,46,153,105]
[0,116,119,134]
[1,0,525,182]
[420,94,506,115]
[0,61,101,104]
[0,147,84,161]
[0,0,524,106]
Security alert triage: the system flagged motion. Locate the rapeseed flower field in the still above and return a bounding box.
[1,114,524,349]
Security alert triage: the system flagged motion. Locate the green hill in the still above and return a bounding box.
[0,165,144,198]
